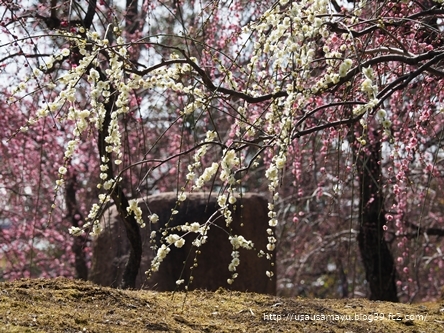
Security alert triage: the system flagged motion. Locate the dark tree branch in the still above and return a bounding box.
[327,8,444,38]
[405,221,444,237]
[83,0,97,29]
[0,52,53,64]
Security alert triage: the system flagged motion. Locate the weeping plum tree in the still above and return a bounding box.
[1,0,444,300]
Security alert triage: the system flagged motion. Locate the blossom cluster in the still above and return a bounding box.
[227,235,254,284]
[229,234,254,250]
[14,26,204,240]
[187,131,219,189]
[147,220,210,277]
[150,244,170,272]
[127,199,146,228]
[220,149,240,185]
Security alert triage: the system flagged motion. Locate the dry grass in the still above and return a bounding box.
[0,277,443,332]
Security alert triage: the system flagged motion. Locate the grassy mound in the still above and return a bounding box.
[0,277,443,332]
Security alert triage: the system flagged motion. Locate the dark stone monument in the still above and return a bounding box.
[89,192,276,294]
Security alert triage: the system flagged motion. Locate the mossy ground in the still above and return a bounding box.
[0,277,443,332]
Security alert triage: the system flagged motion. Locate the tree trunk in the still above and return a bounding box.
[356,134,398,302]
[111,189,142,289]
[65,170,88,280]
[97,72,142,289]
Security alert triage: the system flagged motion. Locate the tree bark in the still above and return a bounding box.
[65,170,88,280]
[97,72,142,289]
[356,134,398,302]
[110,187,142,289]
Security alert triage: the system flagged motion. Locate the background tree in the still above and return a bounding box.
[1,0,444,301]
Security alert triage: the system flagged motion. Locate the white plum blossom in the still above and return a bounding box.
[60,48,70,57]
[88,68,100,82]
[174,238,185,248]
[217,194,227,208]
[150,244,171,272]
[269,218,278,227]
[189,222,201,232]
[362,66,374,80]
[149,213,159,224]
[165,234,185,249]
[58,166,67,175]
[376,109,387,120]
[229,235,254,250]
[220,149,239,184]
[382,119,392,129]
[193,162,219,190]
[265,164,278,180]
[275,154,286,169]
[228,256,240,272]
[166,234,180,245]
[103,179,115,190]
[338,58,353,77]
[205,130,217,142]
[126,199,145,228]
[69,226,84,236]
[177,192,187,202]
[90,221,103,236]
